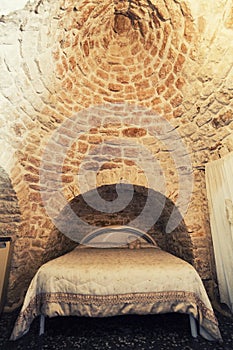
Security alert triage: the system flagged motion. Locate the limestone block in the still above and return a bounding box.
[209,101,226,114]
[178,122,198,137]
[214,47,233,79]
[37,23,50,52]
[1,85,23,105]
[216,89,233,106]
[0,24,19,45]
[36,49,56,76]
[2,43,21,72]
[195,112,212,127]
[222,134,233,152]
[0,63,14,89]
[21,30,39,57]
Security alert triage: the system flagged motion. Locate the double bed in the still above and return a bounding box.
[10,226,222,341]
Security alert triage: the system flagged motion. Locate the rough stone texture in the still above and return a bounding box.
[0,167,20,237]
[55,183,192,261]
[0,0,233,309]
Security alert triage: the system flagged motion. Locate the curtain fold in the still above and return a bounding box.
[206,152,233,312]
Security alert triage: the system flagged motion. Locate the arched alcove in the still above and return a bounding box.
[55,184,193,264]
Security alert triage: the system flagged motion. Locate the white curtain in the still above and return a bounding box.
[206,152,233,312]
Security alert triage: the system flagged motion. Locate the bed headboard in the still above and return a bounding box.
[80,225,158,248]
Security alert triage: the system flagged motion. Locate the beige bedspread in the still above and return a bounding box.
[10,247,222,341]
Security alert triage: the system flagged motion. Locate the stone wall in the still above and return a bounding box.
[0,0,233,309]
[0,167,20,237]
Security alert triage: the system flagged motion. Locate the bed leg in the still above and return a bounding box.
[189,315,198,338]
[39,315,45,336]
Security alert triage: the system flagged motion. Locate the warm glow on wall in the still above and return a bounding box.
[0,0,32,15]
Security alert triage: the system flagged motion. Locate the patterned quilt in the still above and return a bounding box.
[10,246,222,341]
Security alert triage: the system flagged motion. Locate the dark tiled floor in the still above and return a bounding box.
[0,309,232,350]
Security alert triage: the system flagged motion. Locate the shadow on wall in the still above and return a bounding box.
[0,167,21,239]
[0,166,21,309]
[55,184,194,265]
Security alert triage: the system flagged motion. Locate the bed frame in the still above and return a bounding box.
[38,225,198,338]
[80,225,157,246]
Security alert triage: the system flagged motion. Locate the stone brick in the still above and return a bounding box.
[134,79,150,90]
[131,43,142,56]
[144,66,154,78]
[24,165,39,175]
[180,43,188,54]
[122,127,147,138]
[96,69,109,81]
[152,97,162,105]
[123,57,134,66]
[157,85,166,94]
[150,46,158,57]
[175,77,186,90]
[116,73,130,84]
[212,109,233,128]
[159,62,172,79]
[184,18,194,43]
[137,87,155,101]
[164,103,172,114]
[165,73,175,87]
[163,86,177,100]
[124,85,135,93]
[88,135,102,144]
[108,83,122,92]
[173,107,184,118]
[28,191,42,203]
[131,73,143,83]
[24,173,39,183]
[170,93,183,107]
[174,54,185,73]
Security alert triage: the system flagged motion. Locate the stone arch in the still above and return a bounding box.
[56,183,194,264]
